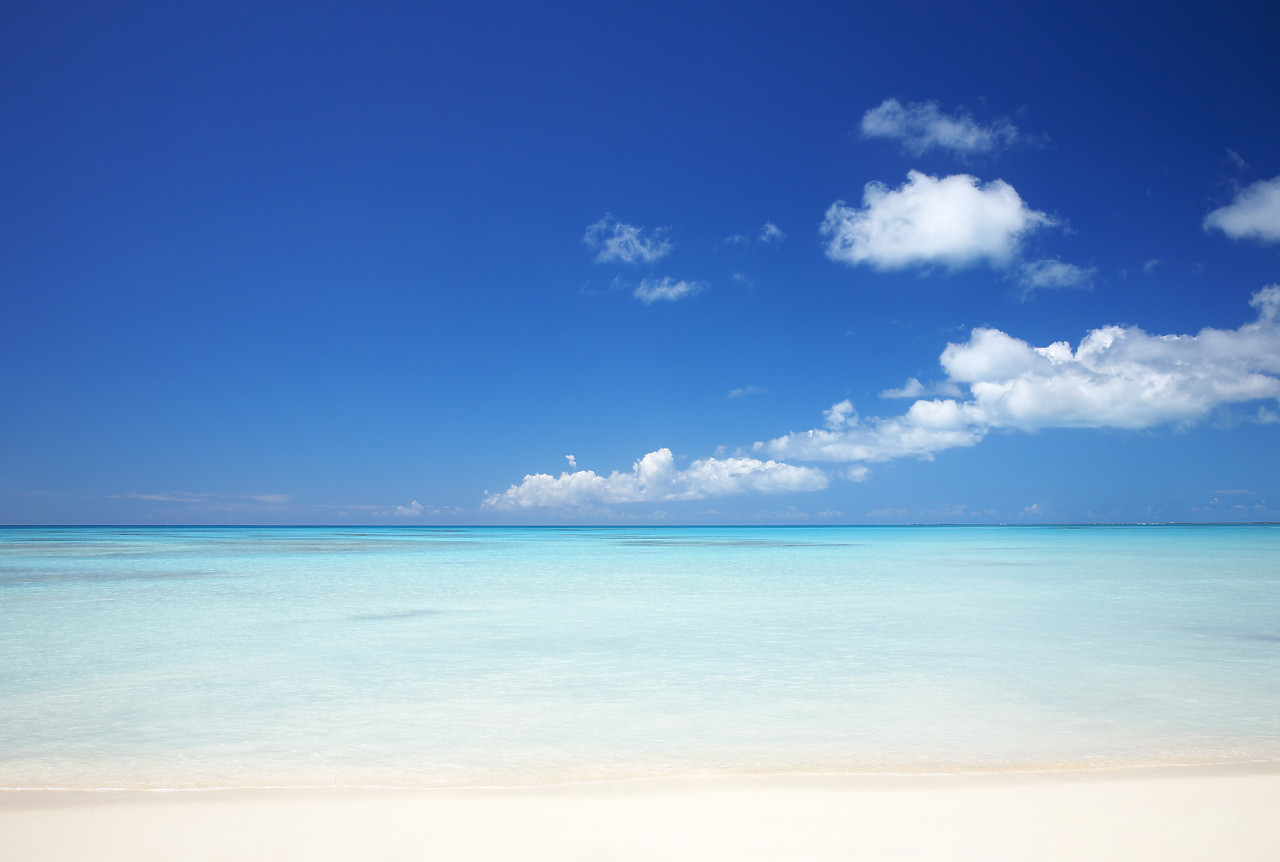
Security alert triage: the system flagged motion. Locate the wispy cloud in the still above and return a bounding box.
[110,491,293,506]
[634,277,705,304]
[729,385,768,398]
[725,221,786,247]
[1204,176,1280,243]
[584,215,673,264]
[879,377,962,399]
[821,171,1055,271]
[860,98,1025,156]
[1017,259,1096,296]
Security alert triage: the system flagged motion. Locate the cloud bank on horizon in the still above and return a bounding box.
[484,448,826,509]
[486,286,1280,510]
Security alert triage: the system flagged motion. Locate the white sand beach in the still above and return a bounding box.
[3,765,1279,861]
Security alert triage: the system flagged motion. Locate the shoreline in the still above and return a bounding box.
[5,764,1279,861]
[5,756,1280,793]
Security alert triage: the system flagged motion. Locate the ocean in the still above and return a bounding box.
[2,525,1278,789]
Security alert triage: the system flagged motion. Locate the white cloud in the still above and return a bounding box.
[634,277,705,304]
[944,287,1280,430]
[1204,176,1280,242]
[1142,258,1162,275]
[394,500,424,517]
[729,385,767,398]
[759,286,1280,465]
[482,448,827,509]
[565,454,576,469]
[821,171,1054,271]
[860,98,1022,156]
[1018,259,1095,294]
[584,216,673,264]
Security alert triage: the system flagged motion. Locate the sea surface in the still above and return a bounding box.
[2,525,1278,789]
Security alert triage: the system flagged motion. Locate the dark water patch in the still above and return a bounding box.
[0,542,173,558]
[1180,626,1280,645]
[349,608,444,622]
[151,538,488,557]
[1239,633,1280,643]
[0,569,230,586]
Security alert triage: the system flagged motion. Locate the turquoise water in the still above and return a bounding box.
[1,525,1278,788]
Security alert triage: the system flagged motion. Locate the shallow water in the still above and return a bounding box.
[2,525,1278,788]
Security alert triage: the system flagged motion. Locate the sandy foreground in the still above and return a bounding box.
[3,765,1279,861]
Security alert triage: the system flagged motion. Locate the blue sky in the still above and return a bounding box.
[3,0,1280,525]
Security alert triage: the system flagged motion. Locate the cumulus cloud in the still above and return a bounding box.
[759,287,1280,467]
[584,215,673,264]
[483,448,827,509]
[821,171,1054,271]
[860,98,1023,156]
[633,277,705,304]
[1018,259,1096,294]
[394,500,424,517]
[823,399,857,429]
[1204,176,1280,242]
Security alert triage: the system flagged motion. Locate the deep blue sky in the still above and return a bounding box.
[4,0,1279,524]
